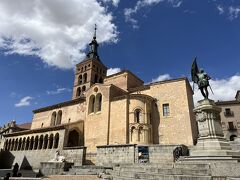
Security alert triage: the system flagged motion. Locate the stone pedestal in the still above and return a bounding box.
[189,99,240,160]
[40,162,73,175]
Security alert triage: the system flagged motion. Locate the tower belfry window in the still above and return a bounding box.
[76,87,81,97]
[78,75,82,84]
[94,74,98,83]
[83,73,87,83]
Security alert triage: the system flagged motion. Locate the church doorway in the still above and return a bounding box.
[67,129,80,147]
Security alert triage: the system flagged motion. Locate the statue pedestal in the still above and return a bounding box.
[188,99,240,160]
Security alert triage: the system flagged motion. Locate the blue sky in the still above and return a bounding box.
[1,0,240,126]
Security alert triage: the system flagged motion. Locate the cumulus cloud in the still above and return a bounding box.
[101,0,120,7]
[46,88,71,95]
[15,96,33,107]
[152,74,172,82]
[193,74,240,103]
[0,0,118,69]
[107,67,121,76]
[124,0,182,28]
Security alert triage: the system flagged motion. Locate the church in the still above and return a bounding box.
[0,29,198,168]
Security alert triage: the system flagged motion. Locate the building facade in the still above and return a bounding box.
[216,91,240,141]
[1,30,198,168]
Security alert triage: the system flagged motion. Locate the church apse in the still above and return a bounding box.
[129,94,154,144]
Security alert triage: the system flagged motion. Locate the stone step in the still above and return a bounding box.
[113,173,212,180]
[174,162,211,170]
[116,166,210,176]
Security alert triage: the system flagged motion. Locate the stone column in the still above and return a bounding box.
[191,99,239,157]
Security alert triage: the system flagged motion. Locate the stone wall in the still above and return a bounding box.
[96,144,136,166]
[31,102,86,130]
[96,144,189,166]
[140,78,197,146]
[0,147,85,169]
[61,147,86,166]
[148,144,188,163]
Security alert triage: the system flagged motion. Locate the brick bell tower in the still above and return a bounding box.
[72,25,107,99]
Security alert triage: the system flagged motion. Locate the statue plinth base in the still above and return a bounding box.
[188,99,240,160]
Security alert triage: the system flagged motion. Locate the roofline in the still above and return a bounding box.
[105,70,144,84]
[129,77,193,94]
[33,97,85,113]
[4,120,83,137]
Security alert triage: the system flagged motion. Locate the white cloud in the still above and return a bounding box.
[124,0,182,28]
[229,6,240,20]
[107,67,121,76]
[46,88,71,95]
[217,5,224,15]
[0,0,118,69]
[15,96,33,107]
[152,74,172,82]
[193,74,240,104]
[101,0,120,7]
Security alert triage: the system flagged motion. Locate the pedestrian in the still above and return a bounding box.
[12,163,19,177]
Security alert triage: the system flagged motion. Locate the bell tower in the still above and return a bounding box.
[72,25,107,99]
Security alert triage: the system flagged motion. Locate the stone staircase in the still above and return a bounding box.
[63,162,240,179]
[66,165,112,176]
[109,163,217,180]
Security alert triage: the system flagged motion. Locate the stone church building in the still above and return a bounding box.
[1,31,198,168]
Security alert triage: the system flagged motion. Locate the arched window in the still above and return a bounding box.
[34,136,39,150]
[94,74,98,83]
[14,138,18,151]
[78,75,83,84]
[48,134,54,149]
[82,86,86,92]
[67,129,80,147]
[4,139,8,151]
[131,126,138,142]
[26,137,30,150]
[18,138,22,151]
[139,127,144,142]
[30,136,34,150]
[54,133,59,149]
[89,95,95,114]
[76,87,81,97]
[38,135,43,149]
[51,112,57,126]
[56,110,62,125]
[8,139,11,151]
[43,135,48,149]
[83,73,87,83]
[11,139,15,151]
[22,138,26,151]
[134,109,141,123]
[96,93,102,112]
